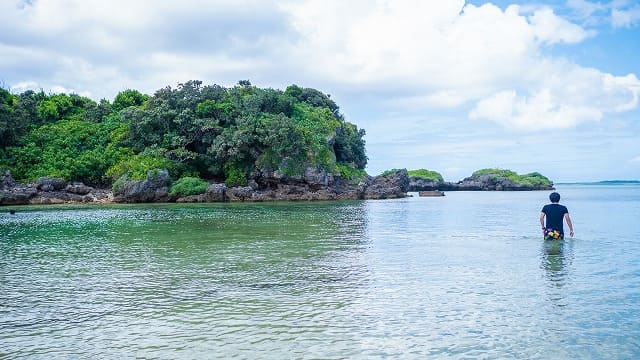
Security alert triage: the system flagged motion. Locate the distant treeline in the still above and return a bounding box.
[0,80,367,187]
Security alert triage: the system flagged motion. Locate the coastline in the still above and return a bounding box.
[1,168,561,208]
[0,169,411,206]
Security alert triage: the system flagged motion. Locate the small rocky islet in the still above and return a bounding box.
[409,168,554,192]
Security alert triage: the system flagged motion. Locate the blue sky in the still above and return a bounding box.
[1,0,639,182]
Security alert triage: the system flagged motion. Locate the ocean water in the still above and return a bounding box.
[1,184,639,359]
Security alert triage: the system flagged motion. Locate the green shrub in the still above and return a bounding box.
[2,119,129,185]
[471,168,551,186]
[292,103,340,171]
[169,176,209,197]
[224,164,248,187]
[407,169,443,182]
[106,152,176,181]
[519,172,552,186]
[380,168,406,177]
[111,177,126,193]
[335,163,368,184]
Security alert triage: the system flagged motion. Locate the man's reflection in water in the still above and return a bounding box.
[541,239,574,306]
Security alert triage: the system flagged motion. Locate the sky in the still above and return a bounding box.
[1,0,639,182]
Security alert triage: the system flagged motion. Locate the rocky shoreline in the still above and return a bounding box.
[1,167,556,207]
[0,168,410,206]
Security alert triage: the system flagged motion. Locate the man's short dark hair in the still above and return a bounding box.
[549,192,560,203]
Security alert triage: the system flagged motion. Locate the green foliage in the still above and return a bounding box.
[0,88,18,148]
[334,122,367,169]
[1,80,368,189]
[37,94,72,122]
[284,84,303,99]
[292,103,340,171]
[335,163,368,184]
[111,177,126,193]
[519,172,553,186]
[224,163,248,187]
[241,88,294,117]
[256,113,306,175]
[84,98,113,123]
[195,99,218,118]
[286,84,339,114]
[169,176,209,196]
[4,118,130,185]
[408,169,443,182]
[113,89,148,112]
[10,90,46,133]
[472,168,510,177]
[472,168,552,186]
[380,168,406,177]
[106,151,176,181]
[1,89,106,151]
[35,93,95,123]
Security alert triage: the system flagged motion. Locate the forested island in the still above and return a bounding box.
[0,80,553,205]
[0,80,410,204]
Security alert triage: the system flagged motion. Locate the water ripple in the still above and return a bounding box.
[2,188,640,358]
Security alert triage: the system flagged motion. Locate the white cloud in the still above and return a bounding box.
[280,1,637,130]
[281,1,536,89]
[566,0,640,28]
[385,91,468,108]
[0,0,289,99]
[470,60,640,130]
[529,7,593,44]
[567,0,607,19]
[469,89,602,131]
[611,4,640,28]
[0,0,638,131]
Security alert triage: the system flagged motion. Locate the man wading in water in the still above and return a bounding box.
[540,192,574,240]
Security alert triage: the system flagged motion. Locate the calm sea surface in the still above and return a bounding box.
[1,184,639,359]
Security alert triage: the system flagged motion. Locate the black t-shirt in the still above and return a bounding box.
[541,203,568,234]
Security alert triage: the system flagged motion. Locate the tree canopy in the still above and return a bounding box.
[0,81,368,187]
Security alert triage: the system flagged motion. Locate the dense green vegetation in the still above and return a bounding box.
[0,81,367,188]
[407,169,444,182]
[472,168,552,186]
[335,163,368,184]
[168,176,210,197]
[380,168,403,177]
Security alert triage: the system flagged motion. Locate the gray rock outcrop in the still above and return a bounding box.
[409,177,443,191]
[0,185,38,205]
[204,183,227,202]
[113,170,170,203]
[364,169,409,199]
[66,182,94,195]
[36,177,67,192]
[1,170,17,190]
[1,166,412,206]
[1,170,112,205]
[419,190,445,197]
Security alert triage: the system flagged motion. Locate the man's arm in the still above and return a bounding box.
[540,212,546,235]
[564,213,574,237]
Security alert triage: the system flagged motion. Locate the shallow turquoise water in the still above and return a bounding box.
[1,185,639,358]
